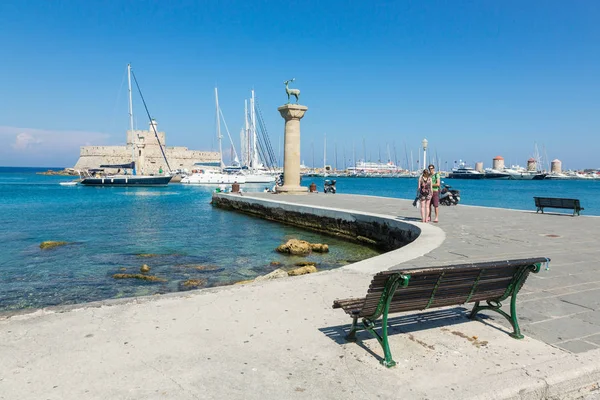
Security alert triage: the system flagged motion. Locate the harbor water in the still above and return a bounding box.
[0,168,379,312]
[1,167,598,313]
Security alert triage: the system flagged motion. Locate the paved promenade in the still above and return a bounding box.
[1,193,599,399]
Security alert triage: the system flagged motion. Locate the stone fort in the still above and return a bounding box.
[73,120,220,174]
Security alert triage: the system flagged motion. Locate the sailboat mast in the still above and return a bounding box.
[250,90,258,169]
[334,141,338,171]
[127,64,135,171]
[324,134,326,173]
[215,87,224,169]
[244,100,249,167]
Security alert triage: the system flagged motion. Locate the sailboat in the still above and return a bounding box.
[80,64,172,187]
[181,88,246,185]
[238,90,276,183]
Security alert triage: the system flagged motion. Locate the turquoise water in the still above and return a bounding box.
[2,168,597,312]
[308,176,600,215]
[0,168,379,312]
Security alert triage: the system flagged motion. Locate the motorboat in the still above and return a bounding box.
[544,173,575,180]
[483,168,511,180]
[448,164,485,179]
[503,166,546,180]
[180,167,246,184]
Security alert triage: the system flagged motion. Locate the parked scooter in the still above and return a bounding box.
[439,183,460,206]
[275,173,284,187]
[324,179,336,194]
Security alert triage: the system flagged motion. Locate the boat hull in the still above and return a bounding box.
[447,173,485,179]
[181,174,246,184]
[80,176,172,186]
[484,173,511,180]
[243,174,276,183]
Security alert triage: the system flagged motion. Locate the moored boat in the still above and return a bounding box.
[79,162,172,186]
[448,164,485,179]
[484,168,511,180]
[181,166,246,184]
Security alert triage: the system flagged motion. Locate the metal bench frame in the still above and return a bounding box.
[534,196,583,216]
[333,258,548,367]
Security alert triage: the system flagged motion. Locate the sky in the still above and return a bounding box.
[0,0,598,169]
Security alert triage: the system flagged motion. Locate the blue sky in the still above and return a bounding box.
[0,0,598,169]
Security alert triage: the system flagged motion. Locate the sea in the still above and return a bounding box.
[1,167,598,313]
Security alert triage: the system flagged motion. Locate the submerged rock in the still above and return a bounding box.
[287,265,318,276]
[112,274,166,282]
[193,265,223,272]
[136,253,160,258]
[140,264,151,273]
[294,261,317,267]
[270,261,282,266]
[276,239,312,256]
[174,264,223,272]
[40,241,69,250]
[182,278,207,288]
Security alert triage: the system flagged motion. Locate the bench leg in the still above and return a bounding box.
[363,316,396,368]
[345,315,359,342]
[468,293,524,339]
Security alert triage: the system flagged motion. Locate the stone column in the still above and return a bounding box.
[276,104,308,194]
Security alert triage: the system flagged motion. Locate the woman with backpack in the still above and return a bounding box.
[417,169,433,223]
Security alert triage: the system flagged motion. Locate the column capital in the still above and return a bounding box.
[278,104,308,121]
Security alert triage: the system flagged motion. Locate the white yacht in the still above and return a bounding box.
[180,166,246,184]
[504,166,546,180]
[223,165,276,183]
[448,163,485,179]
[483,168,511,180]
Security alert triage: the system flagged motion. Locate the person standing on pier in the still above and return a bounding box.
[428,164,440,223]
[417,169,433,223]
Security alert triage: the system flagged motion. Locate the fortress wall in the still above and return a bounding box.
[74,145,220,174]
[74,122,220,174]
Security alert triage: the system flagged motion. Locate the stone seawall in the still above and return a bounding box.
[211,193,420,252]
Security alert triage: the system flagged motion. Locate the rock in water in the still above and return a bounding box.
[311,243,329,253]
[275,239,312,256]
[140,264,151,273]
[294,261,316,267]
[112,274,165,282]
[182,279,206,288]
[287,265,318,276]
[40,241,69,250]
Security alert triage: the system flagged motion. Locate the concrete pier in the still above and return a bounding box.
[2,193,600,399]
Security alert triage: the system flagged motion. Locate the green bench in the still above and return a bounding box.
[534,197,583,216]
[333,258,549,367]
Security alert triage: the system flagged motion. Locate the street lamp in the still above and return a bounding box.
[422,138,428,169]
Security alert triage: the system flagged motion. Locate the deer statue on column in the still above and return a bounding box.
[284,78,300,104]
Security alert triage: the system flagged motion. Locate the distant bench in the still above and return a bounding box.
[333,258,549,367]
[534,197,584,216]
